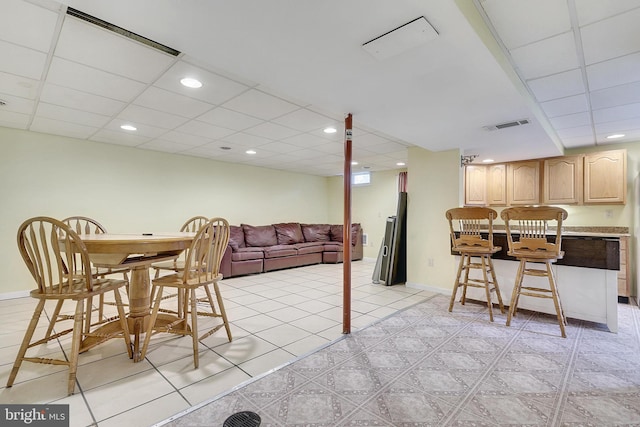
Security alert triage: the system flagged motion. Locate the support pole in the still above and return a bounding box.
[343,113,353,334]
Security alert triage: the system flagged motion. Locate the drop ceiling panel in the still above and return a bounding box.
[36,102,109,127]
[527,68,584,102]
[595,117,640,134]
[134,86,214,118]
[0,93,34,115]
[40,83,126,116]
[138,139,193,153]
[590,81,640,109]
[556,125,593,139]
[197,107,263,131]
[0,41,48,80]
[90,128,150,146]
[0,0,59,52]
[55,17,175,83]
[104,119,167,138]
[175,120,236,140]
[0,71,39,98]
[586,52,640,91]
[0,110,29,128]
[221,89,300,121]
[282,133,330,149]
[272,108,336,132]
[593,103,640,124]
[244,122,300,140]
[509,32,578,80]
[549,112,591,130]
[540,94,588,118]
[159,130,211,147]
[117,104,189,129]
[31,116,97,139]
[255,140,303,154]
[559,136,594,148]
[480,0,570,49]
[580,8,640,65]
[153,61,251,105]
[575,0,640,26]
[46,57,146,101]
[221,132,271,148]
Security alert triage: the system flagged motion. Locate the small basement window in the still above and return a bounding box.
[353,171,371,186]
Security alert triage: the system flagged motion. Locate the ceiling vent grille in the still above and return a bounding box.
[483,119,529,131]
[66,7,181,56]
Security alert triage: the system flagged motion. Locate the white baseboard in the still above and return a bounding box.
[405,282,449,295]
[0,290,30,300]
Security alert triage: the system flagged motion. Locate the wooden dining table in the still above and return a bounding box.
[79,232,195,362]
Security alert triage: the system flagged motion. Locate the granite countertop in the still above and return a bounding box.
[490,225,630,237]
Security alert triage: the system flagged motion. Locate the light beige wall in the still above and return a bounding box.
[406,147,461,291]
[0,127,331,294]
[327,169,405,259]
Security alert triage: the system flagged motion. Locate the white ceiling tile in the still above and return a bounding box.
[0,41,48,80]
[244,122,300,140]
[103,119,168,138]
[593,102,640,124]
[272,108,337,132]
[509,32,578,80]
[596,129,640,144]
[581,7,640,64]
[255,141,302,154]
[134,86,214,118]
[549,112,591,130]
[197,107,263,131]
[36,102,110,128]
[221,89,299,120]
[221,132,271,148]
[0,93,34,115]
[154,61,251,105]
[576,1,640,26]
[556,125,593,139]
[594,117,640,134]
[354,133,390,146]
[176,120,236,140]
[0,110,30,128]
[527,68,585,102]
[158,130,211,147]
[46,57,146,101]
[586,52,640,91]
[40,83,126,116]
[0,70,39,99]
[560,136,596,148]
[282,133,330,149]
[90,128,150,147]
[117,104,189,129]
[137,139,195,153]
[363,140,409,155]
[480,0,571,49]
[540,94,588,118]
[0,0,59,52]
[590,81,640,110]
[56,17,175,83]
[312,142,344,155]
[30,116,98,139]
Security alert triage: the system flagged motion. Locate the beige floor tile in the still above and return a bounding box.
[213,335,278,365]
[96,392,190,427]
[254,323,311,347]
[76,352,153,391]
[157,349,235,389]
[264,306,311,322]
[289,314,341,334]
[283,334,331,357]
[238,348,296,377]
[179,367,252,406]
[232,314,283,334]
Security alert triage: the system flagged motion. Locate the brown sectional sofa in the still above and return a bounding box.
[219,222,363,278]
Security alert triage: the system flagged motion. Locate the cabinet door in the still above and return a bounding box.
[487,164,506,205]
[584,150,626,204]
[464,165,487,205]
[507,161,540,205]
[543,155,583,204]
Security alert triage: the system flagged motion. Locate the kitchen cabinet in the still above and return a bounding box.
[487,164,507,205]
[507,161,540,205]
[584,149,627,204]
[543,155,583,205]
[464,165,487,206]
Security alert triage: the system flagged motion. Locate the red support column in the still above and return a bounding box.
[343,113,353,334]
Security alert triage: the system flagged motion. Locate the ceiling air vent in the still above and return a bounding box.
[66,7,180,56]
[483,119,530,131]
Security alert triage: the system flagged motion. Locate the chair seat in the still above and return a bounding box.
[153,272,223,289]
[453,245,501,255]
[508,249,564,260]
[30,278,127,300]
[152,260,185,271]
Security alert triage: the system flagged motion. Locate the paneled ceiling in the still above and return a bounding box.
[1,0,639,176]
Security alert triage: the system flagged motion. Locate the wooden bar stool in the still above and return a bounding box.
[446,207,504,321]
[501,206,568,337]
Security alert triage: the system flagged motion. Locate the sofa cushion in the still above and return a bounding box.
[242,224,278,247]
[296,243,325,255]
[330,223,361,245]
[229,225,246,251]
[301,224,331,242]
[263,245,298,259]
[232,250,264,261]
[323,242,343,252]
[274,222,304,245]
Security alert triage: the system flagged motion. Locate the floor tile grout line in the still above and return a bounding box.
[548,319,585,427]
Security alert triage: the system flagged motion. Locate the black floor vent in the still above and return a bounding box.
[223,411,261,427]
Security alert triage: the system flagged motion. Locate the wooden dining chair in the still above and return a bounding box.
[152,215,209,279]
[140,217,231,368]
[62,216,130,330]
[446,207,505,321]
[7,217,132,395]
[501,206,569,337]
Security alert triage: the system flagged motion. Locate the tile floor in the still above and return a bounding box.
[0,259,436,427]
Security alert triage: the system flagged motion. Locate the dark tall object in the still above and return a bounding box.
[374,192,407,285]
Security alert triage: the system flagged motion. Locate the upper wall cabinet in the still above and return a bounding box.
[464,165,487,205]
[507,161,540,205]
[584,149,627,204]
[543,155,583,205]
[487,164,507,205]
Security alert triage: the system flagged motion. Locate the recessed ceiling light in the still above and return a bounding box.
[324,127,337,134]
[351,161,358,165]
[482,158,495,163]
[120,124,137,131]
[606,134,625,139]
[180,77,202,88]
[246,150,256,155]
[396,162,406,166]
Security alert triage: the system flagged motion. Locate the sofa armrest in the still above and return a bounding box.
[220,245,232,278]
[352,226,363,260]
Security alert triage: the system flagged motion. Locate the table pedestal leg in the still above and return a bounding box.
[128,265,151,362]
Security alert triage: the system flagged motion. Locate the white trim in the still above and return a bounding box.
[0,290,30,300]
